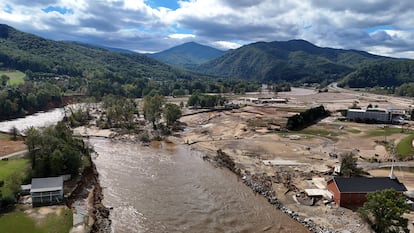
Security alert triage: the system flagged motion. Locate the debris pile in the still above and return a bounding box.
[213,149,335,233]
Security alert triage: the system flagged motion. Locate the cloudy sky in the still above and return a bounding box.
[1,0,414,58]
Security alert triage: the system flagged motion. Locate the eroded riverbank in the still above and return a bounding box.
[66,149,111,233]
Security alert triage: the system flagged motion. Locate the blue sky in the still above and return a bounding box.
[1,0,414,58]
[145,0,180,10]
[42,6,74,14]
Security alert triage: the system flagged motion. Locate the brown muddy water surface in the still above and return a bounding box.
[90,138,309,233]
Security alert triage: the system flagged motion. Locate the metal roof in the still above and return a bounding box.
[21,184,31,190]
[304,189,333,198]
[30,176,63,193]
[332,177,407,193]
[347,109,365,112]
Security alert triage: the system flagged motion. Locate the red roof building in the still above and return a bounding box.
[327,177,407,207]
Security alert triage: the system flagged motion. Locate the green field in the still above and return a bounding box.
[365,127,407,137]
[298,124,344,141]
[0,158,30,197]
[0,70,25,86]
[396,134,414,159]
[347,128,361,134]
[0,208,73,233]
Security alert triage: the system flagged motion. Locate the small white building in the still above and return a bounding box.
[30,176,64,206]
[258,98,288,104]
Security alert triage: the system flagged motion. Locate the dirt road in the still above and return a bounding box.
[0,138,27,157]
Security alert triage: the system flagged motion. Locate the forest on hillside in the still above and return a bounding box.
[2,24,414,120]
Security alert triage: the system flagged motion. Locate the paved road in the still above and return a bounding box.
[0,149,28,159]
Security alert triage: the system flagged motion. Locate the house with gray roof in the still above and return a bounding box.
[30,176,64,206]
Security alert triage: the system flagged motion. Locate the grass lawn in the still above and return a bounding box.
[396,134,414,159]
[299,126,343,141]
[0,207,73,233]
[347,128,361,134]
[0,70,25,86]
[0,133,9,139]
[0,158,30,197]
[365,127,406,137]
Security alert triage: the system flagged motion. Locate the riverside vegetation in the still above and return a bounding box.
[2,23,414,123]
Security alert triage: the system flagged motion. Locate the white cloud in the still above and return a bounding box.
[123,0,146,10]
[1,0,414,58]
[168,33,195,39]
[212,41,242,50]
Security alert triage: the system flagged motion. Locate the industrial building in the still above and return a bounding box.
[347,108,390,123]
[347,108,405,123]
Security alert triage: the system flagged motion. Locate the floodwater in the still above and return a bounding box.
[0,109,309,233]
[0,108,65,133]
[0,104,87,134]
[90,138,309,233]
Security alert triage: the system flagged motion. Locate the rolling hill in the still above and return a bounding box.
[1,24,413,90]
[147,42,224,69]
[340,60,414,88]
[195,40,400,84]
[0,24,190,79]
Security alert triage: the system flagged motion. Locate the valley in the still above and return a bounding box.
[1,22,414,233]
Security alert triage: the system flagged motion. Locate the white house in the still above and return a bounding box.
[30,176,64,206]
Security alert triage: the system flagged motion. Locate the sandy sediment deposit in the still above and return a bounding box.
[73,126,114,138]
[172,87,414,232]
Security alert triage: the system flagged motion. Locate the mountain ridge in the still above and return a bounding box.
[147,41,225,69]
[195,39,400,83]
[0,24,190,79]
[1,24,413,89]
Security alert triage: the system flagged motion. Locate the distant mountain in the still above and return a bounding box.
[65,41,136,54]
[2,24,412,90]
[100,46,135,54]
[0,24,190,79]
[147,42,225,69]
[195,39,400,84]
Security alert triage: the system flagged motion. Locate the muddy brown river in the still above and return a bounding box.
[90,138,309,233]
[0,109,309,233]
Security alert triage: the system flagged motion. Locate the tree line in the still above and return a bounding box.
[187,93,227,108]
[0,70,258,121]
[86,74,260,99]
[0,81,63,120]
[286,105,330,130]
[25,122,88,177]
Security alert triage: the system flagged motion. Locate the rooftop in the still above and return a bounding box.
[347,109,365,112]
[332,177,407,193]
[348,108,390,113]
[366,108,388,113]
[30,176,63,193]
